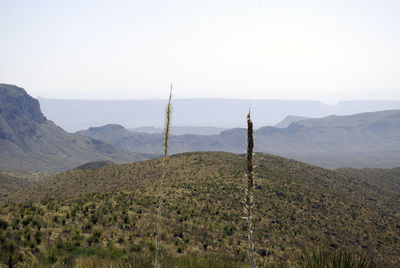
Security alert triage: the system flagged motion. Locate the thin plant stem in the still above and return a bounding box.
[155,84,172,268]
[244,110,256,268]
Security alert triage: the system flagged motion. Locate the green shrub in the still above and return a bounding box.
[87,229,102,246]
[34,230,42,244]
[0,219,8,230]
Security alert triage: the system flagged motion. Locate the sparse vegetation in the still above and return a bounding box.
[0,152,399,266]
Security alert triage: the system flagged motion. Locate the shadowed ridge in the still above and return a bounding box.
[0,84,156,171]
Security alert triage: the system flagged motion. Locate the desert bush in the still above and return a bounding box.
[34,230,42,244]
[0,218,8,230]
[87,229,102,246]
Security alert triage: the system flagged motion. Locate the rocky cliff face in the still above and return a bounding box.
[0,84,46,123]
[0,84,47,142]
[0,84,155,171]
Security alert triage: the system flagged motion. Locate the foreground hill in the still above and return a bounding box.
[3,152,399,266]
[77,110,400,168]
[0,84,156,171]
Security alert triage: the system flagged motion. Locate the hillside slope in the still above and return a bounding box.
[4,152,400,265]
[0,84,156,171]
[0,170,52,198]
[336,166,400,201]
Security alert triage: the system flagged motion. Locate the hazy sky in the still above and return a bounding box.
[1,0,400,103]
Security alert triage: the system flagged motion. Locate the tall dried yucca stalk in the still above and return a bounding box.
[155,85,172,268]
[243,110,256,268]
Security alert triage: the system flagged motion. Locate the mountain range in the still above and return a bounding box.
[0,84,156,171]
[77,110,400,168]
[38,97,400,132]
[129,126,228,135]
[2,83,399,170]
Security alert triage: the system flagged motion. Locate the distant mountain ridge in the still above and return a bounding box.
[77,110,400,168]
[76,124,245,155]
[39,97,400,132]
[0,84,156,171]
[130,126,227,135]
[256,109,400,153]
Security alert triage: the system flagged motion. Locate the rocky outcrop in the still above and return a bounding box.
[0,84,155,171]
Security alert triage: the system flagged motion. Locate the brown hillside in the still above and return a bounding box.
[2,152,400,266]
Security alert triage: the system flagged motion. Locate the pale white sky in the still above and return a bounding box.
[1,0,400,103]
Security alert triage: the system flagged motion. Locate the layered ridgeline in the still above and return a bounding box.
[255,110,400,168]
[2,152,400,266]
[0,84,156,171]
[76,124,244,155]
[77,110,400,168]
[130,126,228,135]
[38,97,400,132]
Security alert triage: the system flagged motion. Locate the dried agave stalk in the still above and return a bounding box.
[155,85,172,268]
[243,110,256,268]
